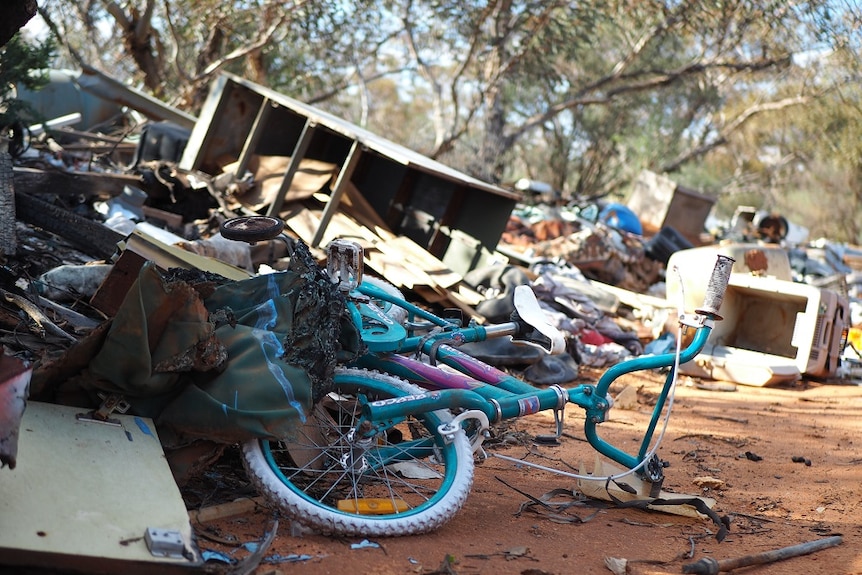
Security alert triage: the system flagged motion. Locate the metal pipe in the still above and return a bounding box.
[682,535,843,574]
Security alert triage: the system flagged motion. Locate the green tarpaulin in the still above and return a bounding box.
[84,242,361,444]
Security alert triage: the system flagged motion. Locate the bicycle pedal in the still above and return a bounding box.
[326,239,363,291]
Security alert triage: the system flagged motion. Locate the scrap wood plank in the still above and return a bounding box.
[286,207,447,290]
[285,207,357,247]
[317,213,434,289]
[412,281,486,309]
[587,279,676,313]
[122,227,253,280]
[412,285,449,304]
[383,236,462,289]
[449,282,486,307]
[284,205,485,318]
[285,206,422,287]
[337,216,464,290]
[362,237,486,321]
[299,195,463,288]
[364,248,430,290]
[0,401,202,574]
[283,204,348,246]
[414,284,488,324]
[340,182,392,233]
[189,496,268,524]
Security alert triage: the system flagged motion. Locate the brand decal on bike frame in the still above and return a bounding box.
[366,301,396,325]
[517,396,541,416]
[370,392,440,407]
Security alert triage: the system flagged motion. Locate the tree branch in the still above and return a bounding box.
[102,0,130,28]
[134,0,156,43]
[306,66,411,105]
[508,55,792,143]
[608,5,685,79]
[661,95,809,172]
[37,6,86,68]
[200,18,285,77]
[401,0,446,146]
[161,0,190,84]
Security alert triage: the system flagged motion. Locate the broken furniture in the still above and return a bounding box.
[0,402,202,574]
[666,244,849,386]
[178,72,519,278]
[16,66,196,133]
[627,169,716,247]
[89,222,253,316]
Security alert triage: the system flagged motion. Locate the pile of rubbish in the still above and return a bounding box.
[4,66,862,575]
[2,70,862,455]
[491,198,862,387]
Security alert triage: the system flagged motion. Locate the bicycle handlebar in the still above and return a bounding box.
[696,254,735,320]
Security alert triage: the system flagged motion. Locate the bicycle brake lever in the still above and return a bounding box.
[511,285,566,355]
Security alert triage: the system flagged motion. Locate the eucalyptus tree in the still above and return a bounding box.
[390,1,855,200]
[35,0,392,112]
[32,0,862,213]
[716,46,862,243]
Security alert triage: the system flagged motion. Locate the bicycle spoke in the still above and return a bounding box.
[271,399,448,510]
[243,368,473,536]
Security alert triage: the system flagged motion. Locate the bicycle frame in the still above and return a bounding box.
[347,254,731,486]
[219,218,736,534]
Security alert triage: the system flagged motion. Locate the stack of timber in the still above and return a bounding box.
[283,184,487,322]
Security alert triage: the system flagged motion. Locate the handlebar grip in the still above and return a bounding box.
[695,254,735,320]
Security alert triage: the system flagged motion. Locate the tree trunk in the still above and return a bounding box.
[473,0,513,184]
[0,0,36,47]
[0,137,16,256]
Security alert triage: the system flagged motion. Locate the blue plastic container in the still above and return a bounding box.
[599,203,643,235]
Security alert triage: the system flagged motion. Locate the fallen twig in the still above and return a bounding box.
[691,411,749,424]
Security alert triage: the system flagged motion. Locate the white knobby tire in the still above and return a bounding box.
[242,367,474,537]
[361,276,409,325]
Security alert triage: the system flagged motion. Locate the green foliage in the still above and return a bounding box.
[34,1,862,240]
[0,33,55,132]
[0,33,55,131]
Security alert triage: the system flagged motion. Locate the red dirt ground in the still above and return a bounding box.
[187,368,862,575]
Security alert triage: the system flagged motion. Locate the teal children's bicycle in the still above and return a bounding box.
[221,217,733,538]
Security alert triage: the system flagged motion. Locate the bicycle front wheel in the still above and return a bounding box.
[242,367,474,536]
[361,276,409,325]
